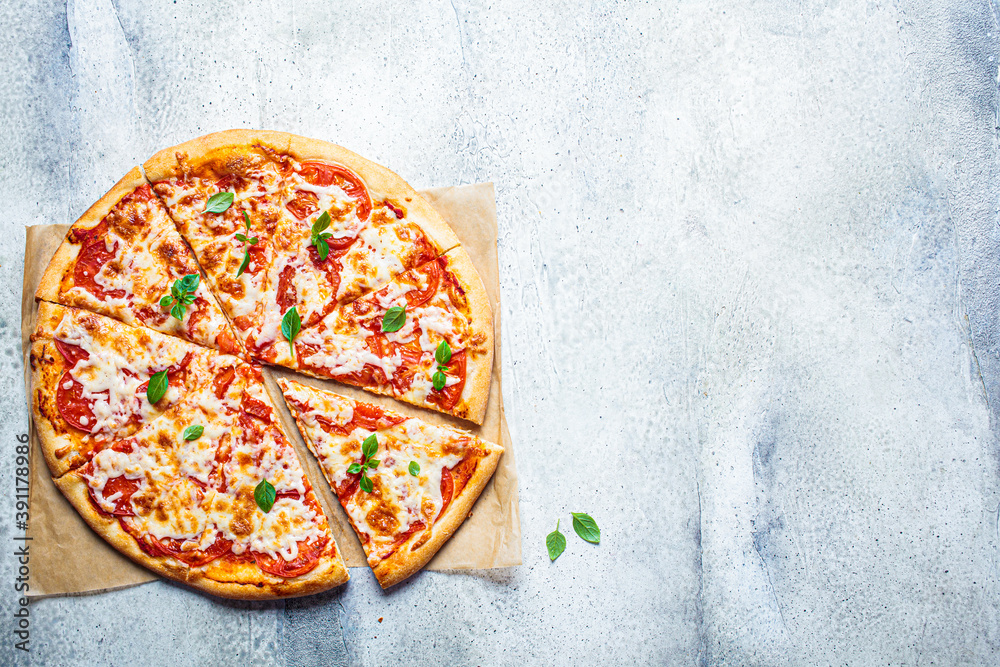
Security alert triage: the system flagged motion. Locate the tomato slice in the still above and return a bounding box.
[253,537,327,578]
[73,237,127,301]
[122,517,233,568]
[388,342,424,394]
[276,264,297,312]
[54,339,89,367]
[241,396,272,423]
[427,350,467,411]
[403,259,442,308]
[56,371,103,433]
[213,366,237,400]
[285,191,319,220]
[89,476,140,517]
[297,161,372,221]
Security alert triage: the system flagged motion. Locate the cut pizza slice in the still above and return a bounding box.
[278,378,503,589]
[36,167,240,354]
[52,361,349,599]
[261,247,494,424]
[144,130,461,359]
[30,302,223,477]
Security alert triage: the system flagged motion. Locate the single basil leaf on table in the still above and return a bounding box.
[408,461,420,476]
[359,475,374,494]
[205,191,234,213]
[146,370,169,405]
[182,425,204,441]
[254,479,276,513]
[571,512,601,544]
[281,307,301,358]
[547,520,566,561]
[381,306,406,333]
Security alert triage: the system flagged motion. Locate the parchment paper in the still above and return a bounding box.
[22,182,521,597]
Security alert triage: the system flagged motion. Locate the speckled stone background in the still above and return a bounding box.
[1,0,999,665]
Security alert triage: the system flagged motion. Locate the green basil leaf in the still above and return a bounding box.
[170,302,185,321]
[254,479,276,513]
[547,520,566,561]
[147,370,169,404]
[435,339,452,365]
[367,459,379,469]
[362,434,378,460]
[347,462,363,475]
[180,273,200,292]
[235,233,248,243]
[408,461,420,477]
[571,512,600,544]
[312,211,331,235]
[381,306,406,332]
[159,295,173,310]
[281,307,301,358]
[171,282,182,299]
[249,237,258,245]
[359,475,373,494]
[182,293,196,305]
[205,191,234,213]
[432,371,447,391]
[182,425,204,441]
[243,210,251,229]
[237,250,251,277]
[316,236,330,261]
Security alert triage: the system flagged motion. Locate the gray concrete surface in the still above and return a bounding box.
[0,0,998,664]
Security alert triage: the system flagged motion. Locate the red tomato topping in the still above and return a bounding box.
[55,372,103,433]
[403,259,442,308]
[213,366,237,400]
[54,339,89,367]
[427,350,467,411]
[285,191,319,220]
[252,537,328,578]
[297,161,372,221]
[241,396,272,423]
[89,476,140,517]
[276,264,297,312]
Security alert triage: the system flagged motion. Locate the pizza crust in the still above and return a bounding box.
[35,167,147,303]
[53,472,349,600]
[440,246,495,425]
[371,442,504,588]
[141,129,294,182]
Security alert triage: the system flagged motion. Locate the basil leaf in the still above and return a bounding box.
[235,233,248,243]
[237,250,251,277]
[183,294,196,305]
[435,339,452,365]
[381,306,406,332]
[316,236,330,261]
[171,282,182,299]
[281,307,301,358]
[249,236,258,245]
[182,425,204,441]
[432,371,447,391]
[312,211,331,235]
[159,295,173,310]
[571,512,601,544]
[170,302,185,321]
[347,462,363,475]
[359,475,373,494]
[205,191,234,213]
[408,461,420,477]
[180,273,200,292]
[254,479,276,513]
[147,370,169,404]
[243,210,251,229]
[367,459,379,469]
[362,434,378,460]
[547,520,566,561]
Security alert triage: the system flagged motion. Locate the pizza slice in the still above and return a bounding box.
[30,302,222,477]
[36,167,240,354]
[261,247,493,424]
[51,361,349,599]
[278,378,503,588]
[144,131,293,356]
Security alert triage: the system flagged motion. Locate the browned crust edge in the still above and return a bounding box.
[52,472,349,600]
[441,246,494,425]
[372,442,504,589]
[141,129,294,181]
[35,167,147,302]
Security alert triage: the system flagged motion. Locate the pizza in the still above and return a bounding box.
[31,130,501,599]
[31,303,348,598]
[36,167,241,355]
[259,248,493,424]
[278,378,503,588]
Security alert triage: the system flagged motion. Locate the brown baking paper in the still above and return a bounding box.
[22,182,521,597]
